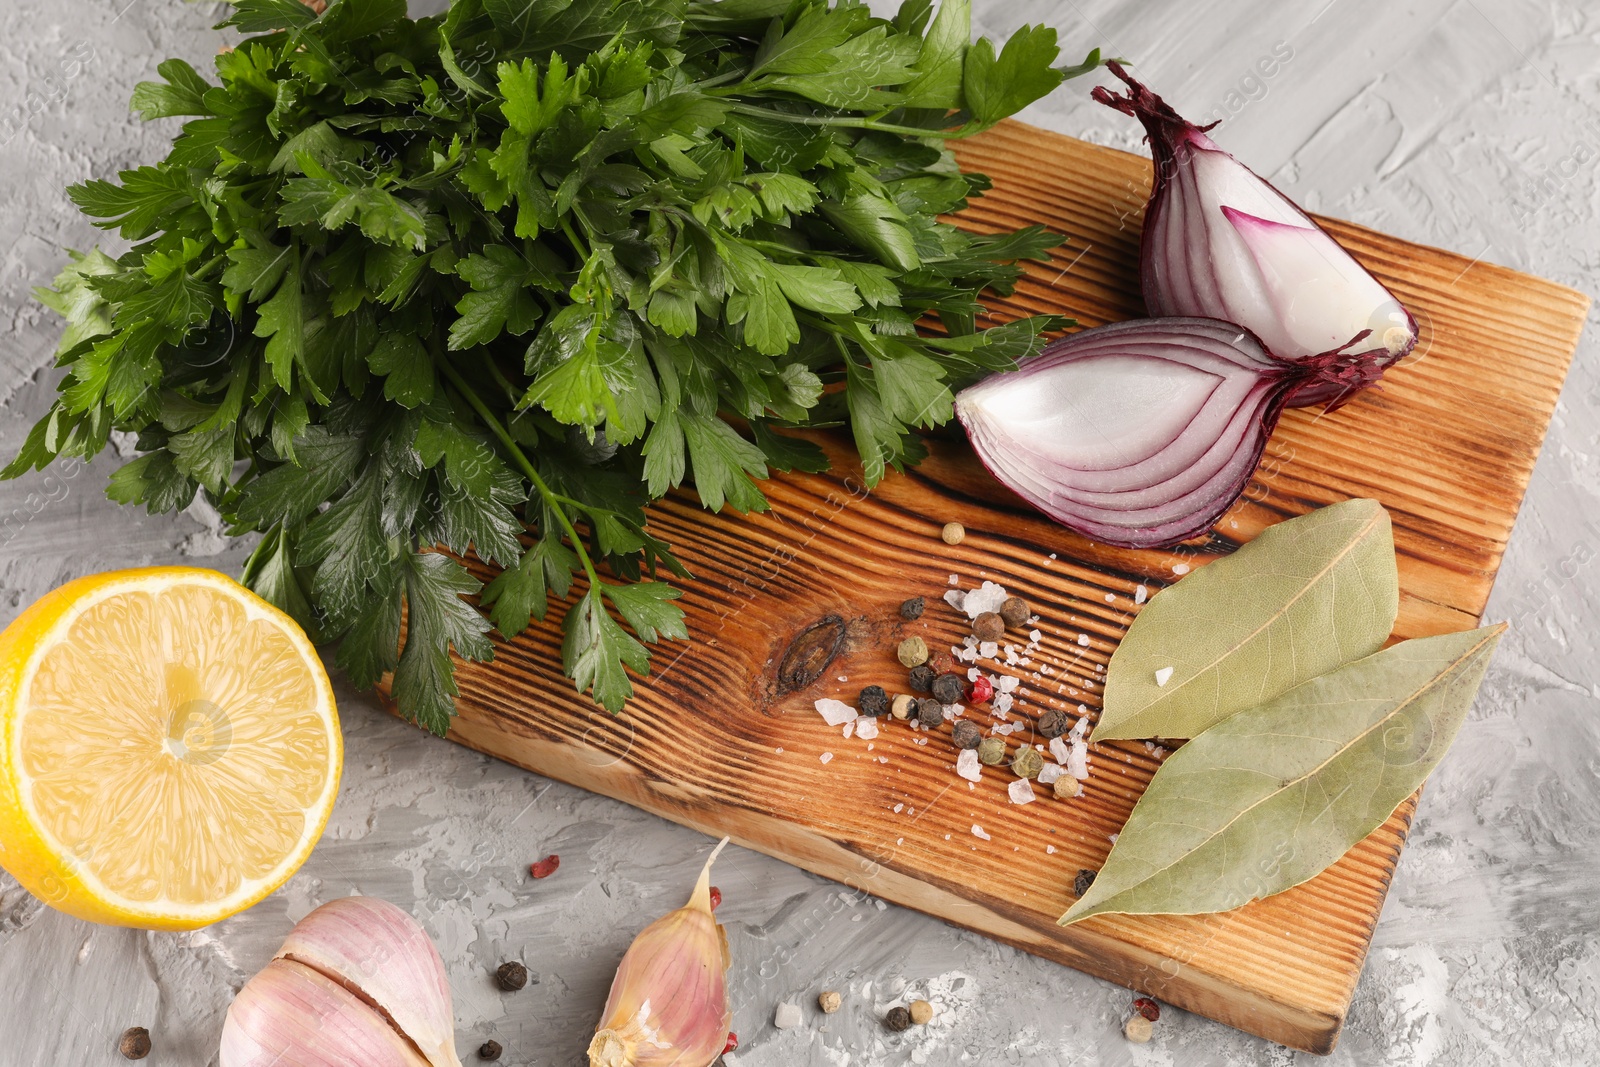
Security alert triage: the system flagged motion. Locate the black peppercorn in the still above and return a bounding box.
[1074,869,1097,897]
[917,698,945,728]
[858,685,890,716]
[999,596,1031,628]
[118,1028,151,1060]
[930,672,965,705]
[972,611,1005,642]
[495,961,529,991]
[885,1006,913,1032]
[478,1039,504,1060]
[907,664,935,692]
[952,720,983,749]
[1038,709,1069,739]
[899,596,925,620]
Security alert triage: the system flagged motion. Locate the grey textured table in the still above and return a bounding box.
[2,1,1596,1064]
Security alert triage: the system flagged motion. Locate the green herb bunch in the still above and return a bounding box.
[8,0,1096,733]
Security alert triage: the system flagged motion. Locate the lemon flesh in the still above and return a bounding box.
[0,568,340,929]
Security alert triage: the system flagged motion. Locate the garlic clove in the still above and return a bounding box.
[273,896,464,1067]
[219,959,433,1067]
[588,838,733,1067]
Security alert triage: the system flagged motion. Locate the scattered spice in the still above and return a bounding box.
[908,1000,935,1026]
[907,664,935,693]
[1011,746,1044,779]
[968,674,994,704]
[972,611,1005,642]
[118,1027,151,1060]
[899,597,926,620]
[1133,997,1161,1022]
[1073,869,1098,897]
[858,685,890,717]
[1054,776,1082,799]
[478,1040,503,1061]
[999,596,1031,628]
[495,961,529,991]
[529,854,560,879]
[930,673,965,705]
[928,651,959,676]
[891,694,915,719]
[774,1003,802,1029]
[917,699,945,729]
[952,721,983,750]
[1124,1014,1154,1044]
[885,1006,913,1032]
[1037,709,1069,738]
[940,522,965,545]
[818,990,843,1014]
[724,1032,740,1053]
[709,886,722,910]
[977,737,1007,765]
[896,637,930,668]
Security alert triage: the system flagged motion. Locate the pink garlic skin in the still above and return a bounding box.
[219,959,432,1067]
[1094,64,1418,407]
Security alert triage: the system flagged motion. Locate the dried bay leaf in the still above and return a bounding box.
[1060,624,1505,925]
[1095,498,1398,741]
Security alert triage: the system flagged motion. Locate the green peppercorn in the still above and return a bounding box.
[899,597,925,620]
[908,664,935,692]
[897,636,929,668]
[1038,709,1069,739]
[930,672,965,705]
[999,596,1031,628]
[977,737,1006,765]
[917,698,945,729]
[951,720,983,750]
[972,611,1005,642]
[1011,745,1044,779]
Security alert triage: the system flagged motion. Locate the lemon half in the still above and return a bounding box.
[0,567,340,929]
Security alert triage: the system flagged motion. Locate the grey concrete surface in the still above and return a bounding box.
[1,1,1597,1064]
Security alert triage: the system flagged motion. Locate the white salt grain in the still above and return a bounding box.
[820,752,834,765]
[893,802,905,814]
[957,646,979,663]
[1046,844,1057,855]
[1068,739,1089,780]
[971,824,991,841]
[774,1003,802,1029]
[962,580,1009,618]
[1134,584,1148,605]
[948,573,960,585]
[956,749,982,782]
[1008,778,1036,805]
[979,641,1000,659]
[856,717,879,740]
[993,692,1014,714]
[815,698,857,727]
[842,720,855,739]
[967,667,982,682]
[944,589,967,612]
[997,675,1020,694]
[1105,593,1115,603]
[1039,764,1065,785]
[1154,666,1174,687]
[1029,629,1043,644]
[1077,633,1090,647]
[1050,737,1070,764]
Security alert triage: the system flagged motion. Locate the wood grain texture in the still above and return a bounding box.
[385,120,1589,1053]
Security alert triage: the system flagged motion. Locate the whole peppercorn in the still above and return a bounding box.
[940,522,965,545]
[908,1000,935,1025]
[972,611,1005,642]
[951,720,983,750]
[495,961,529,991]
[710,886,722,909]
[478,1040,504,1061]
[724,1032,740,1054]
[896,636,929,668]
[1037,709,1069,738]
[1124,1015,1154,1044]
[968,674,994,704]
[899,596,925,620]
[1011,745,1044,779]
[858,685,890,716]
[891,693,915,719]
[907,664,935,692]
[930,672,965,705]
[1074,869,1098,897]
[818,989,843,1014]
[118,1027,151,1060]
[1132,997,1161,1022]
[917,698,945,729]
[1054,776,1082,799]
[928,651,959,676]
[999,596,1031,628]
[885,1005,914,1032]
[977,737,1006,765]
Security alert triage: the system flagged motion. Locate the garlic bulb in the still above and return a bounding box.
[588,838,732,1067]
[220,896,463,1067]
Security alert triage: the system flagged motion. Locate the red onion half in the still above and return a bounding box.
[1093,64,1417,408]
[954,318,1322,548]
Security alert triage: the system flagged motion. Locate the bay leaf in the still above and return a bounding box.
[1095,498,1398,741]
[1060,624,1505,926]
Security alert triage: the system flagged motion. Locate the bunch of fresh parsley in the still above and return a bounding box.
[8,0,1097,733]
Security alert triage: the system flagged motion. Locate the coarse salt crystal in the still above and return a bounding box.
[1046,844,1057,855]
[856,716,879,740]
[967,667,982,682]
[1105,593,1115,602]
[944,589,967,612]
[815,698,857,726]
[837,675,848,682]
[774,1002,802,1029]
[1077,633,1090,647]
[1049,737,1070,764]
[962,580,1009,618]
[971,824,991,841]
[1135,584,1148,605]
[1068,739,1089,780]
[820,752,833,764]
[979,641,1000,659]
[997,675,1020,693]
[1173,563,1190,575]
[992,722,1017,736]
[1154,666,1174,687]
[1039,764,1065,785]
[956,749,982,782]
[843,720,855,739]
[1049,553,1058,560]
[994,692,1014,714]
[1008,778,1036,805]
[957,646,979,663]
[1029,629,1043,644]
[878,756,889,764]
[949,573,960,585]
[893,802,905,814]
[1109,832,1119,843]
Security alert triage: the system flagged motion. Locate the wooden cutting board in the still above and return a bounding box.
[386,120,1589,1053]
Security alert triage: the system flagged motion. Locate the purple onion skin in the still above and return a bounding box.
[1093,63,1417,408]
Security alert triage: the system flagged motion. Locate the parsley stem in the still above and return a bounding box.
[435,357,603,591]
[717,101,962,139]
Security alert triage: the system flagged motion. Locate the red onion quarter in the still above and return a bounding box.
[954,318,1325,549]
[1093,64,1417,407]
